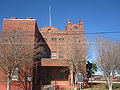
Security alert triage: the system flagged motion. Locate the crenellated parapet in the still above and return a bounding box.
[41,26,58,32]
[65,20,84,31]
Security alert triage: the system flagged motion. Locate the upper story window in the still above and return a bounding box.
[59,51,64,58]
[47,28,51,32]
[59,38,64,41]
[41,52,49,58]
[74,26,78,30]
[52,38,57,41]
[12,68,19,80]
[51,51,57,59]
[47,28,51,31]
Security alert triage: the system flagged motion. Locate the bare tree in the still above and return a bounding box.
[116,43,120,75]
[0,30,44,90]
[96,38,120,90]
[64,36,88,90]
[13,59,33,90]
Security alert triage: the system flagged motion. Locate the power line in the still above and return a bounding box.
[84,31,120,35]
[0,31,120,36]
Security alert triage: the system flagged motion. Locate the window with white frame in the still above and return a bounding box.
[51,51,57,59]
[12,68,19,80]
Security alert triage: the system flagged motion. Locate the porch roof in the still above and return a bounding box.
[41,58,68,66]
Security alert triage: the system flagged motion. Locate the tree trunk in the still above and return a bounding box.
[7,77,11,90]
[74,85,77,90]
[79,83,82,90]
[108,84,113,90]
[107,77,113,90]
[70,69,74,85]
[108,82,113,90]
[74,75,77,90]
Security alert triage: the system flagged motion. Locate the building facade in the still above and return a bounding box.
[40,20,86,85]
[0,17,86,89]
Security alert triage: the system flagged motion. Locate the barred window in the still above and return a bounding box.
[51,51,57,59]
[12,68,19,80]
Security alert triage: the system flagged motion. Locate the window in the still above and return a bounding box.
[12,68,19,80]
[47,28,51,31]
[51,51,57,59]
[41,52,49,58]
[52,38,57,41]
[59,38,64,41]
[74,26,78,30]
[59,51,64,58]
[27,77,32,81]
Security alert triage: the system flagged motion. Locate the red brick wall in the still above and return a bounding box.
[2,19,36,31]
[40,21,85,63]
[0,18,49,89]
[40,21,86,76]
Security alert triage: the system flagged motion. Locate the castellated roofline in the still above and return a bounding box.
[41,20,84,32]
[40,26,58,32]
[65,20,84,31]
[3,18,84,32]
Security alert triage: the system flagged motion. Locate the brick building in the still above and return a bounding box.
[40,20,86,85]
[0,18,86,89]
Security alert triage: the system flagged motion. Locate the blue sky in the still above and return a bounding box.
[0,0,120,34]
[0,1,120,40]
[0,0,119,74]
[0,0,120,65]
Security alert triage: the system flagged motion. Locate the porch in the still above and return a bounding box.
[41,66,70,85]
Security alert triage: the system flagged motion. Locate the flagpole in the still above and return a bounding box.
[49,5,52,27]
